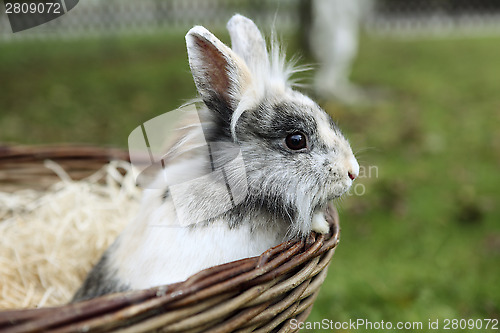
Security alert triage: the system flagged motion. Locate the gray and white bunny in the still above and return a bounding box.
[72,14,359,302]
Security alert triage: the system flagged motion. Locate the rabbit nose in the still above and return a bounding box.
[347,156,359,180]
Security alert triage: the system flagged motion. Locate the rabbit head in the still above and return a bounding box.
[185,14,359,237]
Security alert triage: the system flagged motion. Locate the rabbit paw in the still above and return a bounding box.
[311,211,330,234]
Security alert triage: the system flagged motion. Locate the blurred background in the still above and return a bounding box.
[1,0,499,331]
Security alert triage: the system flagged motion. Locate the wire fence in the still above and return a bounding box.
[0,0,300,41]
[1,0,500,41]
[368,0,500,37]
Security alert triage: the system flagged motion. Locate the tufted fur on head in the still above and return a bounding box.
[187,15,309,143]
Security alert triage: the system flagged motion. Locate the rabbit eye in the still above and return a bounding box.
[285,132,307,150]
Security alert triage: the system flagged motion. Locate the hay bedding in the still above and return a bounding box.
[0,160,141,309]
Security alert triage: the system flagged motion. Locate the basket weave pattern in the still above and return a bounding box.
[0,145,340,333]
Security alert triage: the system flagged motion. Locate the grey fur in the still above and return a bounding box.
[71,249,129,302]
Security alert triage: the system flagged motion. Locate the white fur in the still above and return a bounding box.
[227,16,312,142]
[227,14,270,81]
[112,194,282,287]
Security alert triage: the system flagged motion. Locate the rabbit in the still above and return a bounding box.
[72,14,359,302]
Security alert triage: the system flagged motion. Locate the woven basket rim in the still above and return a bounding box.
[0,144,341,332]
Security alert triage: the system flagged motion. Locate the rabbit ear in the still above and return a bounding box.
[227,14,269,75]
[186,26,251,117]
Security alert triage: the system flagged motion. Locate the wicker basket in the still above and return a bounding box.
[0,145,340,333]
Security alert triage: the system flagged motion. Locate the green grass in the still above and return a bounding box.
[309,36,500,332]
[0,34,195,145]
[1,33,499,331]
